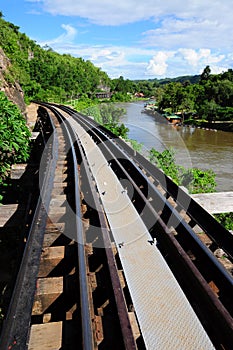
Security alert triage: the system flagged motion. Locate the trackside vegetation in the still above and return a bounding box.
[73,99,129,138]
[214,212,233,231]
[0,13,110,103]
[149,147,216,194]
[0,92,31,198]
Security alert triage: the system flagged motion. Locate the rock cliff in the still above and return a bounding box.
[0,47,26,113]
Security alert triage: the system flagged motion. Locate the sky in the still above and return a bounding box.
[1,0,233,80]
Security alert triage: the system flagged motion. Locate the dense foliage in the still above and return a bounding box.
[149,148,181,184]
[180,168,216,194]
[149,147,216,194]
[73,98,129,138]
[0,91,31,186]
[156,66,233,127]
[214,212,233,231]
[0,15,111,102]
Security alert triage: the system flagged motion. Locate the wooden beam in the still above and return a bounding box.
[191,192,233,214]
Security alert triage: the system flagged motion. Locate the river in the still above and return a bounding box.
[117,101,233,192]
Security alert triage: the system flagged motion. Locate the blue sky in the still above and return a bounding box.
[1,0,233,79]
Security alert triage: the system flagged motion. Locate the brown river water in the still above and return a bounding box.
[118,102,233,192]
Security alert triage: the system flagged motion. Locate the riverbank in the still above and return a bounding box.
[143,108,233,132]
[184,119,233,132]
[119,102,233,192]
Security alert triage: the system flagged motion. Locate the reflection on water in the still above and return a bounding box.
[118,101,233,191]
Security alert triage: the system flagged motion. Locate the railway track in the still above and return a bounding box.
[0,103,233,349]
[0,105,137,349]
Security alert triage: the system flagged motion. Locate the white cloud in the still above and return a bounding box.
[31,1,233,78]
[179,49,205,67]
[90,49,125,64]
[203,65,228,75]
[179,49,225,67]
[28,0,233,27]
[146,52,174,76]
[39,24,77,46]
[37,24,231,79]
[37,27,149,78]
[29,1,233,53]
[142,16,232,51]
[58,24,77,43]
[34,0,154,25]
[144,48,228,78]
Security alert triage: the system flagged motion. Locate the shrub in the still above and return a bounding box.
[149,147,216,193]
[0,92,31,185]
[214,212,233,231]
[180,168,216,194]
[149,147,181,184]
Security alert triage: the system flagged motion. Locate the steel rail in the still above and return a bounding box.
[71,111,233,278]
[76,134,137,350]
[0,110,58,350]
[44,106,95,349]
[57,105,233,348]
[120,140,233,258]
[75,111,233,306]
[60,107,233,288]
[35,103,233,348]
[43,102,138,349]
[97,127,233,259]
[61,105,233,261]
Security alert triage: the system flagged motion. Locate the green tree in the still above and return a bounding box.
[158,82,184,113]
[111,92,132,102]
[221,69,233,82]
[79,102,128,138]
[216,80,233,107]
[135,80,156,97]
[200,65,211,84]
[179,87,195,120]
[98,103,126,124]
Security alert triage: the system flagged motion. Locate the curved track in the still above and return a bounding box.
[0,103,232,349]
[0,105,137,349]
[58,104,233,348]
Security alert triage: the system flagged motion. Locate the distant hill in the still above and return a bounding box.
[133,75,200,85]
[150,75,201,85]
[157,75,200,85]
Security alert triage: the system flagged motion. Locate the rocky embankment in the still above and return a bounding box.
[0,47,26,113]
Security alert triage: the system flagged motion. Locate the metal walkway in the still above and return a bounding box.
[70,118,215,349]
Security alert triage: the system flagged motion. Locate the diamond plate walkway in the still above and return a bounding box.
[70,118,215,349]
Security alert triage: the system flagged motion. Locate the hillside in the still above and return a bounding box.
[0,14,111,106]
[1,12,233,132]
[157,75,200,85]
[133,75,200,86]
